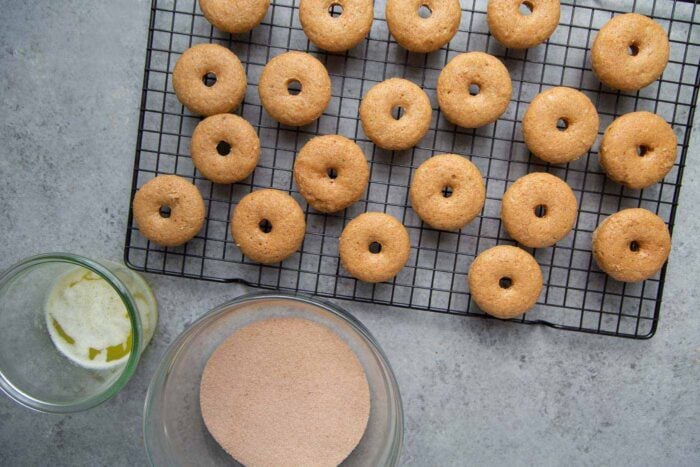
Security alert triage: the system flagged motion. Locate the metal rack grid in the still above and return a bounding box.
[125,0,700,339]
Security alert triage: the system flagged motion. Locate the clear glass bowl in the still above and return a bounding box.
[0,253,157,413]
[144,292,403,466]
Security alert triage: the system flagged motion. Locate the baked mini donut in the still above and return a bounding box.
[487,0,560,49]
[339,212,411,283]
[522,87,599,164]
[501,172,577,248]
[199,0,269,33]
[293,135,369,213]
[359,78,432,150]
[258,51,332,126]
[599,111,677,190]
[172,44,247,116]
[591,13,670,92]
[409,154,485,231]
[300,0,373,52]
[133,175,205,247]
[437,52,512,128]
[191,114,260,184]
[386,0,461,53]
[231,189,306,264]
[468,245,543,319]
[592,208,671,282]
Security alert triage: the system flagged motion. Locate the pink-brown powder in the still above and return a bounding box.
[199,317,370,467]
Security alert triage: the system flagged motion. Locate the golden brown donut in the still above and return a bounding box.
[199,0,269,34]
[522,86,599,164]
[172,44,247,117]
[468,245,543,319]
[592,208,671,282]
[409,154,486,231]
[258,51,332,126]
[133,175,206,247]
[437,52,512,129]
[359,78,432,150]
[591,13,670,91]
[230,189,306,264]
[386,0,461,53]
[599,111,677,190]
[501,172,578,248]
[300,0,374,52]
[190,114,260,184]
[339,212,411,282]
[293,135,369,213]
[487,0,560,49]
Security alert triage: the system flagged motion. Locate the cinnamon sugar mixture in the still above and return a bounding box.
[200,317,370,467]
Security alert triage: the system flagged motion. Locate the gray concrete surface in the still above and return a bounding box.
[1,1,699,466]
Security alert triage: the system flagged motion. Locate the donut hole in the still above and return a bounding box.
[216,141,231,156]
[636,145,649,157]
[158,205,172,219]
[327,167,338,179]
[368,241,382,254]
[418,4,432,19]
[629,240,640,252]
[442,186,453,198]
[258,219,273,234]
[556,118,569,131]
[499,277,513,289]
[286,79,302,96]
[519,1,534,16]
[534,204,547,218]
[202,72,217,87]
[628,43,640,56]
[468,83,480,96]
[328,3,343,17]
[391,105,405,120]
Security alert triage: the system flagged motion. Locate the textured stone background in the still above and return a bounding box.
[0,1,698,465]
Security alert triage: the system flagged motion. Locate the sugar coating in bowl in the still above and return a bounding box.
[199,317,371,467]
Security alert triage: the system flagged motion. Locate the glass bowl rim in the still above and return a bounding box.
[0,252,143,413]
[143,291,404,466]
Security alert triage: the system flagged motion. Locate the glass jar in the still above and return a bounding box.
[0,253,157,413]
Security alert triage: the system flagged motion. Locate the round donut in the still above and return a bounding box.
[599,111,677,190]
[172,44,247,116]
[300,0,373,52]
[359,78,432,150]
[199,0,269,34]
[258,51,332,127]
[522,87,599,164]
[591,13,670,91]
[230,189,306,264]
[437,52,512,129]
[501,172,578,248]
[409,154,486,231]
[293,135,369,213]
[592,208,671,282]
[191,114,260,184]
[487,0,560,49]
[133,175,205,247]
[386,0,461,53]
[468,245,543,319]
[339,212,411,283]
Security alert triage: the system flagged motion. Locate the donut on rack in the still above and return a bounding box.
[591,13,670,91]
[386,0,461,53]
[133,174,206,247]
[258,51,332,126]
[230,189,307,264]
[172,44,247,116]
[468,245,543,319]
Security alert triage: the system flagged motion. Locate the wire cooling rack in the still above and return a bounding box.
[125,0,700,338]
